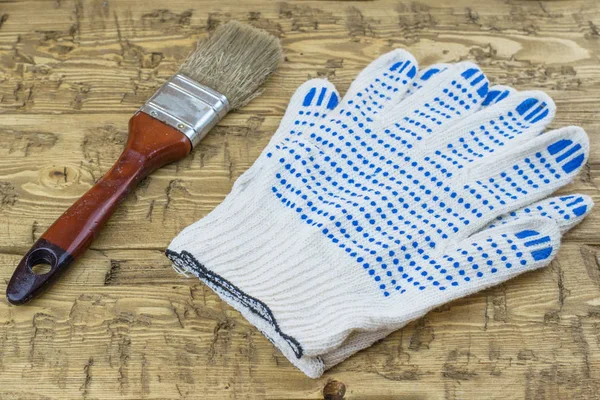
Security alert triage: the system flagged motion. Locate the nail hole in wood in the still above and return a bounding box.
[323,380,346,400]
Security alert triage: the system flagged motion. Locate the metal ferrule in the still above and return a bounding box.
[138,73,230,148]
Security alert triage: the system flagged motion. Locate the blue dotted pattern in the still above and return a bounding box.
[481,87,512,108]
[488,194,590,229]
[405,65,448,97]
[379,68,489,152]
[264,66,584,298]
[287,86,340,141]
[425,94,553,173]
[435,229,553,288]
[338,58,417,126]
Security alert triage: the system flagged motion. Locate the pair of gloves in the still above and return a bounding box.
[167,50,593,378]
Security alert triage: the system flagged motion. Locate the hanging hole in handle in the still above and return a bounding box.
[27,248,57,276]
[31,263,52,275]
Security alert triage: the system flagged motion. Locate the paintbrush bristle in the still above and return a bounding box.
[179,21,283,110]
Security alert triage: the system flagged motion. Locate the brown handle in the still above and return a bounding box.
[7,112,191,304]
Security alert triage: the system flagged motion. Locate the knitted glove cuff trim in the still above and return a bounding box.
[166,248,326,378]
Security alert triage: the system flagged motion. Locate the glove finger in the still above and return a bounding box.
[339,49,418,122]
[459,126,589,237]
[485,194,594,234]
[271,78,340,145]
[377,217,560,313]
[376,62,490,152]
[232,79,340,188]
[415,90,555,166]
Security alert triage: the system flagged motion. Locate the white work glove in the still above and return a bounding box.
[167,50,593,378]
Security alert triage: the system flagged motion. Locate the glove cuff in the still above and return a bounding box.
[166,170,383,378]
[166,248,325,376]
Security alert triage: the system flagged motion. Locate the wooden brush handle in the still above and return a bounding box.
[7,112,191,304]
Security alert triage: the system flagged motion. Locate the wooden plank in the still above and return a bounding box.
[0,0,599,398]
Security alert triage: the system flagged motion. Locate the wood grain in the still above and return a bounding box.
[0,0,599,398]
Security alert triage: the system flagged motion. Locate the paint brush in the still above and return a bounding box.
[7,21,283,304]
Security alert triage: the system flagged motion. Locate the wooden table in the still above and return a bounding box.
[1,0,599,398]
